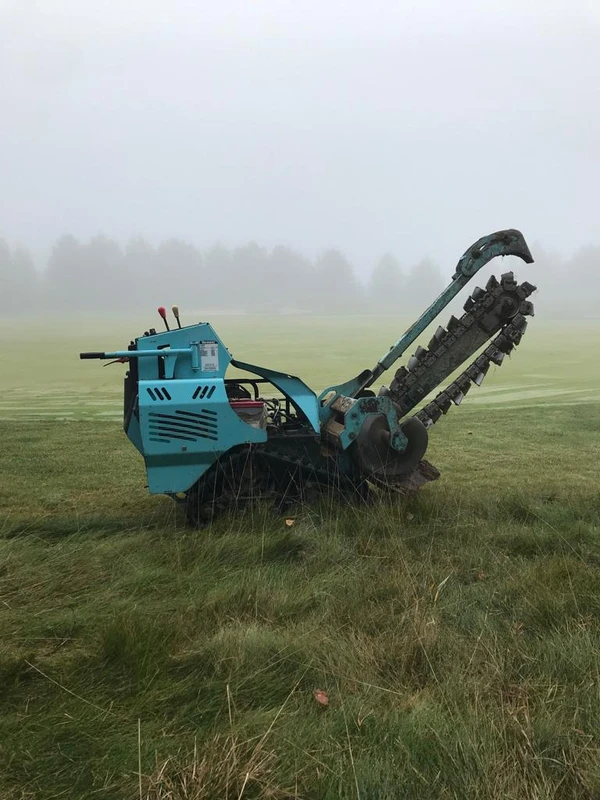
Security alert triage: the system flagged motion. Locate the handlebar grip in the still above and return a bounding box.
[79,352,106,359]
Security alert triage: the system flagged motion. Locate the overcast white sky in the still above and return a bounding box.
[1,0,599,272]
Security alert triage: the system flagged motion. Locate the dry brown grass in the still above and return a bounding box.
[144,733,299,800]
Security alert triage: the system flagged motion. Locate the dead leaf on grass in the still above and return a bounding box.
[313,690,329,707]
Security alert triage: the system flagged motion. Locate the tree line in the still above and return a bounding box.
[0,234,445,315]
[0,234,597,318]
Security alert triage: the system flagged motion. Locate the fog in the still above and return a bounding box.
[1,0,599,314]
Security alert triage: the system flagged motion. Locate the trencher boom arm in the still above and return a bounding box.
[317,229,534,418]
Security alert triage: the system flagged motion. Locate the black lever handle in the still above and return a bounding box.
[79,352,106,359]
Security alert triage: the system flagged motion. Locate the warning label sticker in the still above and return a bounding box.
[200,341,219,372]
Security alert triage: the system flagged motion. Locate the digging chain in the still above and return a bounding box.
[415,313,529,428]
[385,271,536,428]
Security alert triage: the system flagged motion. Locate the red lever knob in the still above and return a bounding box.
[157,306,170,331]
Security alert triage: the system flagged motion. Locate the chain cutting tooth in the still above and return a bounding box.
[500,271,517,289]
[472,286,486,301]
[520,281,536,297]
[423,403,443,423]
[446,383,465,405]
[465,364,481,382]
[447,315,460,331]
[452,376,472,405]
[520,300,534,317]
[510,315,528,337]
[507,326,525,346]
[486,275,499,291]
[463,296,475,312]
[456,375,472,394]
[407,346,427,371]
[472,358,490,385]
[487,347,505,366]
[428,326,446,349]
[436,393,452,413]
[514,313,528,329]
[494,334,515,354]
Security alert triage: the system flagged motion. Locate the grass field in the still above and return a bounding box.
[1,314,599,799]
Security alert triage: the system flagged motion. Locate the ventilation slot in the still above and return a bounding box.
[148,409,218,443]
[146,387,172,401]
[192,385,216,400]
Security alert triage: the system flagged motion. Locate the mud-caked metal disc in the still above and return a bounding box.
[355,414,429,478]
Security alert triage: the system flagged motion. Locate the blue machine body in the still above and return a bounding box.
[109,323,319,495]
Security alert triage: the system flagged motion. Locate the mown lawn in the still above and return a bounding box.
[1,396,599,798]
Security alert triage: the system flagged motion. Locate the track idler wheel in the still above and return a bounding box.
[355,414,429,479]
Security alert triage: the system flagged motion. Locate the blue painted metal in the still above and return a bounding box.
[336,395,407,451]
[137,378,266,494]
[84,321,320,495]
[231,360,320,434]
[114,323,268,493]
